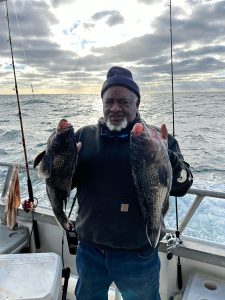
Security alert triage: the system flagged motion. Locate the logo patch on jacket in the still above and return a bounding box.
[121,203,129,212]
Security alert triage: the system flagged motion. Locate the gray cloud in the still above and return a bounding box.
[137,0,161,4]
[176,45,225,59]
[50,0,75,8]
[86,1,225,89]
[1,0,225,93]
[83,22,95,30]
[7,0,58,38]
[91,10,124,26]
[92,33,169,63]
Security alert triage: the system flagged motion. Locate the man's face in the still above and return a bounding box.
[102,86,140,131]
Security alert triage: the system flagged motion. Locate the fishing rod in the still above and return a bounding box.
[169,0,175,138]
[3,0,40,245]
[3,0,34,205]
[168,0,183,291]
[2,0,40,249]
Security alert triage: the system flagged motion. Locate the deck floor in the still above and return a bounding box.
[66,274,76,300]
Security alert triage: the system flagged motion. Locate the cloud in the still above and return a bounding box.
[92,33,169,63]
[91,10,124,26]
[176,45,225,59]
[1,0,225,93]
[137,0,161,4]
[83,22,95,30]
[50,0,75,8]
[8,0,58,38]
[84,1,225,89]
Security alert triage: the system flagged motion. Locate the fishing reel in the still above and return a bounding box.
[22,197,38,213]
[165,232,183,260]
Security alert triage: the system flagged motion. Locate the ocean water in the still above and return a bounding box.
[0,92,225,244]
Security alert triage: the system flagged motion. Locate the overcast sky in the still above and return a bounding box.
[0,0,225,94]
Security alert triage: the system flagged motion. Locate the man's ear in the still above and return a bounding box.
[136,98,140,109]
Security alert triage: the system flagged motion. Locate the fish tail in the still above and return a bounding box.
[146,223,161,249]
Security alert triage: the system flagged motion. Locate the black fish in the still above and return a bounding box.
[130,122,172,248]
[34,119,80,230]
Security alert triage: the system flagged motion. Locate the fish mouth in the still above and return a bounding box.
[131,122,144,137]
[58,119,72,130]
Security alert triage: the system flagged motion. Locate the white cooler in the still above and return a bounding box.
[182,272,225,300]
[0,252,62,300]
[0,224,29,254]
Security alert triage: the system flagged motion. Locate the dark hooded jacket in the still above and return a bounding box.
[72,116,193,251]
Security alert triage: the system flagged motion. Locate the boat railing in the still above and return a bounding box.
[1,161,225,237]
[177,188,225,234]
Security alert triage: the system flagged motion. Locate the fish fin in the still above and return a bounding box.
[160,124,168,147]
[76,142,82,153]
[33,150,46,168]
[46,185,70,230]
[38,154,52,178]
[146,223,161,249]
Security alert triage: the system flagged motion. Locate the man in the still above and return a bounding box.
[72,66,193,300]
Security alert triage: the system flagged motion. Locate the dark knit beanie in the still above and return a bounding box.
[101,66,140,99]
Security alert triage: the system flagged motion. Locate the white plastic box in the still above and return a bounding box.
[0,252,62,300]
[182,272,225,300]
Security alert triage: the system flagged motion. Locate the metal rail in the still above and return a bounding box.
[178,188,225,234]
[1,161,225,226]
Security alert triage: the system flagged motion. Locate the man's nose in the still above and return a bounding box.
[110,101,121,111]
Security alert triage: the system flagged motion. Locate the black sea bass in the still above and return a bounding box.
[130,122,172,248]
[34,119,80,230]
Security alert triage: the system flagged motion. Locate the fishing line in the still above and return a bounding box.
[12,0,35,97]
[61,196,77,299]
[2,0,40,248]
[169,0,183,291]
[4,0,34,203]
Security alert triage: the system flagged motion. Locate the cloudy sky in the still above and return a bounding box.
[0,0,225,94]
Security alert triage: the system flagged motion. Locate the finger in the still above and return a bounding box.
[65,222,72,230]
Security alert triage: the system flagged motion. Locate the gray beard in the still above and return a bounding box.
[106,118,128,132]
